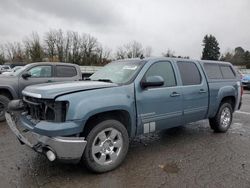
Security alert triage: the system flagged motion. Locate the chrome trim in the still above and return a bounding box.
[5,112,87,161]
[22,91,42,98]
[183,106,208,114]
[141,111,182,123]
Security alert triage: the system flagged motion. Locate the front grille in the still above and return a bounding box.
[23,96,67,122]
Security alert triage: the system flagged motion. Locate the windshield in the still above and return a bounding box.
[90,60,144,84]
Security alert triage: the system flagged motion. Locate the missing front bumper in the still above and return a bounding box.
[5,112,87,162]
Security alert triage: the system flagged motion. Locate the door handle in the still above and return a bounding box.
[199,89,207,93]
[170,92,180,97]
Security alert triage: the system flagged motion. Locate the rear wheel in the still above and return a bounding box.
[83,119,129,173]
[0,95,10,122]
[209,102,233,133]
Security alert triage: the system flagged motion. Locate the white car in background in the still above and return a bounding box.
[1,66,23,76]
[0,65,11,73]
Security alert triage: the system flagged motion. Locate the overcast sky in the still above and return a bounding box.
[0,0,249,58]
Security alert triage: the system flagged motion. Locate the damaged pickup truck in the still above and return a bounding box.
[6,57,242,173]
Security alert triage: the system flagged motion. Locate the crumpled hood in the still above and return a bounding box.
[23,81,118,99]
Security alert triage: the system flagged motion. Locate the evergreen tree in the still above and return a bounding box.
[201,35,220,60]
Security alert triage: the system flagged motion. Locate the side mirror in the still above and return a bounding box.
[141,76,164,88]
[22,72,31,79]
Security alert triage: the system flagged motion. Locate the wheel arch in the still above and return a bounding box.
[81,109,133,138]
[220,96,236,110]
[212,86,237,115]
[0,87,16,99]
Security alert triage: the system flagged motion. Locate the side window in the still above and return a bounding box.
[28,66,52,78]
[177,61,201,85]
[145,61,176,87]
[204,63,223,79]
[56,66,77,77]
[220,65,235,79]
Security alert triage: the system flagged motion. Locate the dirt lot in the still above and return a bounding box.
[1,90,250,188]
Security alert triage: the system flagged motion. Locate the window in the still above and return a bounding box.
[28,66,52,77]
[56,66,77,77]
[220,65,235,79]
[204,63,223,79]
[203,63,235,79]
[145,61,176,87]
[177,61,201,85]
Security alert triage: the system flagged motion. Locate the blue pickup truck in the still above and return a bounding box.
[6,57,242,173]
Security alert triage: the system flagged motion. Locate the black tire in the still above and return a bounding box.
[209,102,233,133]
[83,119,129,173]
[0,95,10,122]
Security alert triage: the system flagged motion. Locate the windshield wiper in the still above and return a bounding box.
[84,78,113,83]
[93,79,113,83]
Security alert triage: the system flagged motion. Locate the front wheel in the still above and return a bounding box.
[83,119,129,173]
[209,102,233,133]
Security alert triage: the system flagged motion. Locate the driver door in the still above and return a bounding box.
[136,61,183,134]
[18,65,54,97]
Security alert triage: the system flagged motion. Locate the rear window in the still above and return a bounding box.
[56,65,77,77]
[204,63,235,79]
[204,64,223,79]
[220,65,235,79]
[177,61,202,85]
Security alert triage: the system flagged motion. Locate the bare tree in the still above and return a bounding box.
[70,31,82,64]
[24,32,44,62]
[5,42,26,62]
[101,46,111,61]
[1,29,113,65]
[64,31,72,63]
[96,45,111,65]
[116,40,144,59]
[116,47,127,60]
[44,30,103,65]
[0,45,6,64]
[162,49,189,59]
[125,41,143,58]
[55,29,65,62]
[162,49,175,57]
[81,34,99,65]
[44,30,57,61]
[5,43,14,61]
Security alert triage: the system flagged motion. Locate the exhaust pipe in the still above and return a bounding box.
[46,150,56,161]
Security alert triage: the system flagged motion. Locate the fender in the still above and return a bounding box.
[209,85,236,117]
[56,84,137,137]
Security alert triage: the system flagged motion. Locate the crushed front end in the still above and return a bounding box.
[5,95,87,163]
